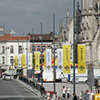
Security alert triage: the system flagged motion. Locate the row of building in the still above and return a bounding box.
[0,28,59,75]
[0,0,100,76]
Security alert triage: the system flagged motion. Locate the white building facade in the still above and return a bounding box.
[0,33,30,75]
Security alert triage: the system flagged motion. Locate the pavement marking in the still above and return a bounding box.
[0,95,38,98]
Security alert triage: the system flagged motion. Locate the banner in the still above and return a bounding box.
[44,52,46,70]
[18,54,22,68]
[35,52,40,70]
[78,44,86,73]
[46,49,51,72]
[26,54,28,68]
[27,53,32,69]
[57,49,63,71]
[15,56,18,67]
[31,54,33,68]
[22,54,26,68]
[21,54,23,67]
[63,45,70,73]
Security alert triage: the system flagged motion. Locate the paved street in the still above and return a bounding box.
[28,78,89,97]
[0,78,41,100]
[42,82,89,96]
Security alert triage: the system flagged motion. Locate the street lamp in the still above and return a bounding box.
[73,0,76,94]
[41,23,43,88]
[39,22,43,87]
[53,13,56,94]
[32,29,35,88]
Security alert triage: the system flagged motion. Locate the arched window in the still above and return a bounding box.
[10,45,14,53]
[19,46,22,53]
[10,56,14,64]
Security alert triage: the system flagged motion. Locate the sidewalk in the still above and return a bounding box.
[14,78,45,100]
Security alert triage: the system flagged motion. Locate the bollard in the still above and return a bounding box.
[41,86,45,95]
[50,94,57,100]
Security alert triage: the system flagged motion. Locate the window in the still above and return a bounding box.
[10,56,14,64]
[19,46,22,53]
[42,46,45,52]
[2,46,5,53]
[2,56,4,64]
[37,46,40,51]
[32,46,35,52]
[10,45,14,53]
[47,46,51,49]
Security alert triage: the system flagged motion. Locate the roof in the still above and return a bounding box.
[30,33,52,42]
[0,33,30,41]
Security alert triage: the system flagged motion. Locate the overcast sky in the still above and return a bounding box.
[0,0,81,34]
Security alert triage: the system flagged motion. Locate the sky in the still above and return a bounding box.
[0,0,81,34]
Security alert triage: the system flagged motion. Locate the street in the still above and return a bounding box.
[0,78,41,100]
[42,82,89,96]
[28,78,89,97]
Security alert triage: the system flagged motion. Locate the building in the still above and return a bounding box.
[30,33,52,53]
[58,2,81,62]
[80,0,100,68]
[58,0,100,69]
[0,32,30,76]
[29,32,59,60]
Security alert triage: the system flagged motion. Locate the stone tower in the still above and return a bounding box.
[59,19,64,48]
[80,0,100,67]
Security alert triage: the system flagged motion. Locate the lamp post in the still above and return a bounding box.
[32,29,35,87]
[73,0,76,94]
[40,22,43,87]
[53,13,56,94]
[38,23,43,94]
[26,33,28,83]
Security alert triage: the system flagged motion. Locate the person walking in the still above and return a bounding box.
[66,86,70,99]
[60,86,66,99]
[72,93,77,100]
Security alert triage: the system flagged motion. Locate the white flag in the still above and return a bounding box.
[28,53,32,69]
[46,49,51,72]
[57,49,63,71]
[18,54,22,68]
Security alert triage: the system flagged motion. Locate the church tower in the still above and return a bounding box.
[81,0,100,67]
[65,8,69,41]
[58,19,64,48]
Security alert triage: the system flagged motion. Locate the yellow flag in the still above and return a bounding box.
[22,54,26,68]
[44,52,46,70]
[21,55,23,67]
[15,56,18,67]
[78,45,86,73]
[35,52,40,70]
[31,54,33,68]
[63,45,70,73]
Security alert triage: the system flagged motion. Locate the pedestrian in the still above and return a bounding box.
[66,86,70,99]
[60,86,66,99]
[72,93,77,100]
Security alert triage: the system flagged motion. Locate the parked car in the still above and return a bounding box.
[4,75,11,80]
[2,73,8,80]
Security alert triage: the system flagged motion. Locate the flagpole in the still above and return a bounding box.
[41,22,43,87]
[53,13,56,94]
[73,0,76,94]
[32,29,35,88]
